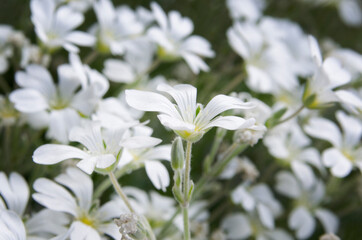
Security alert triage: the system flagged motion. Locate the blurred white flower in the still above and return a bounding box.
[303,35,352,108]
[304,111,362,178]
[103,40,155,84]
[264,123,323,189]
[231,183,282,230]
[148,2,215,74]
[126,83,255,142]
[9,62,105,143]
[276,171,339,239]
[92,0,146,55]
[221,213,292,240]
[31,0,95,52]
[220,157,259,181]
[227,0,266,22]
[0,172,68,239]
[122,187,176,227]
[56,0,95,13]
[227,21,299,93]
[33,167,124,239]
[120,129,171,191]
[233,93,270,145]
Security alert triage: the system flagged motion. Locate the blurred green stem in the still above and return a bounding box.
[275,105,304,127]
[84,51,99,65]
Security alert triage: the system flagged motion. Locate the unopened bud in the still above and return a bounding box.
[171,137,184,170]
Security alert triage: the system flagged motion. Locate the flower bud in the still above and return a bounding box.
[171,137,184,170]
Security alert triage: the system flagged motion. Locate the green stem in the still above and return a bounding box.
[84,51,99,65]
[193,143,247,199]
[203,128,226,173]
[182,141,192,240]
[94,163,140,199]
[108,171,135,213]
[275,105,304,127]
[146,58,161,74]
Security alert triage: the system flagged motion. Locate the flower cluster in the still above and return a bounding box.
[0,0,361,239]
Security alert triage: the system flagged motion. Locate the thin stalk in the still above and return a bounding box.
[94,163,140,199]
[193,143,247,199]
[275,105,304,126]
[182,141,192,240]
[108,171,135,213]
[84,51,99,65]
[146,58,161,74]
[159,143,248,236]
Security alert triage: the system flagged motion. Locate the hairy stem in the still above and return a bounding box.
[182,141,192,240]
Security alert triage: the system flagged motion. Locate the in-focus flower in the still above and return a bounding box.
[302,35,351,109]
[275,171,339,239]
[33,167,124,239]
[148,2,215,74]
[30,0,95,52]
[125,83,255,142]
[304,111,362,178]
[33,121,131,174]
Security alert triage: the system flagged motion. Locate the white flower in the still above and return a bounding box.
[337,0,362,27]
[227,21,299,93]
[120,129,171,191]
[304,111,362,178]
[275,171,339,239]
[9,63,104,143]
[92,0,146,55]
[232,93,270,145]
[226,0,266,22]
[56,0,95,13]
[33,121,130,174]
[103,40,155,83]
[122,187,176,225]
[221,213,292,240]
[264,123,323,189]
[303,35,351,108]
[33,167,124,239]
[0,172,68,239]
[148,2,215,74]
[125,83,255,142]
[31,0,95,52]
[0,210,26,240]
[231,183,282,230]
[92,97,140,130]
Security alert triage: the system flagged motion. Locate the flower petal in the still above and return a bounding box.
[304,117,342,148]
[33,144,89,165]
[205,116,255,130]
[145,160,170,191]
[55,168,93,212]
[33,178,77,216]
[120,136,162,149]
[322,148,353,178]
[125,89,182,119]
[197,95,254,126]
[289,206,316,239]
